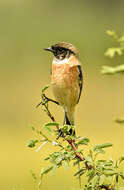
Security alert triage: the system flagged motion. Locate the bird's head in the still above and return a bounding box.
[44,42,79,60]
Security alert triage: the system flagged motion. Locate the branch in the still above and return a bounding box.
[37,92,92,170]
[101,65,124,75]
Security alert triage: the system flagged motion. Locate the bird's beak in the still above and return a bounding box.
[44,47,53,52]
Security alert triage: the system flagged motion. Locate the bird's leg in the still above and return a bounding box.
[56,112,66,140]
[56,112,73,140]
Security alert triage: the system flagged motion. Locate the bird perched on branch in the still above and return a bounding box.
[44,42,83,128]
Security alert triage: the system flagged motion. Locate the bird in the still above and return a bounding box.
[44,42,83,131]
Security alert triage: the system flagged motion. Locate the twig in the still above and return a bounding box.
[43,94,59,105]
[36,94,59,108]
[38,94,92,170]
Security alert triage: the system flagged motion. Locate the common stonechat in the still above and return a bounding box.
[44,42,83,127]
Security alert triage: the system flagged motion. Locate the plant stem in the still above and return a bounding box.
[41,96,92,170]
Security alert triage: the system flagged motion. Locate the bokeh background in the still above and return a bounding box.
[0,0,124,189]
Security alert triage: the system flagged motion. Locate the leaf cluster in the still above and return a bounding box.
[101,30,124,75]
[101,29,124,128]
[28,123,124,190]
[105,30,124,58]
[27,85,124,190]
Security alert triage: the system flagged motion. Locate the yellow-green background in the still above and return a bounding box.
[0,0,124,189]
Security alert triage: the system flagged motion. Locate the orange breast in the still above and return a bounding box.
[51,62,80,107]
[51,63,78,87]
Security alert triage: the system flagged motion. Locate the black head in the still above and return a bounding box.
[44,42,78,60]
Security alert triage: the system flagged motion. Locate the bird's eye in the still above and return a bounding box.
[57,47,61,52]
[52,46,68,59]
[58,47,65,54]
[51,46,55,51]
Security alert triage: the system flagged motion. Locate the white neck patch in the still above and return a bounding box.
[53,57,69,65]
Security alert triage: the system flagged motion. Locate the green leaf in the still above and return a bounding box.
[106,30,118,39]
[30,169,37,182]
[101,65,124,75]
[27,139,38,148]
[74,168,86,176]
[119,35,124,42]
[44,125,54,135]
[73,159,80,166]
[87,170,95,182]
[118,156,124,165]
[104,160,113,167]
[40,166,53,176]
[77,137,89,146]
[62,160,69,170]
[115,118,124,125]
[93,143,113,151]
[53,154,63,165]
[103,169,117,176]
[42,85,50,93]
[43,122,59,135]
[107,176,113,183]
[119,172,124,179]
[51,164,57,175]
[29,125,35,131]
[92,175,99,188]
[61,125,75,135]
[101,66,115,75]
[105,47,123,58]
[99,175,105,186]
[44,122,59,127]
[95,148,105,155]
[84,156,92,163]
[44,156,50,160]
[97,159,106,163]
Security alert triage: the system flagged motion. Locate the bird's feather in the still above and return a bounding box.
[77,65,83,103]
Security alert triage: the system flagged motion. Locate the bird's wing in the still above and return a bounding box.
[77,65,83,103]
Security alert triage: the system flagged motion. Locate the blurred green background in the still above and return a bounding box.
[0,0,124,189]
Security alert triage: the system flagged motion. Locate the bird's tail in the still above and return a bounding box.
[64,112,73,125]
[64,107,75,135]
